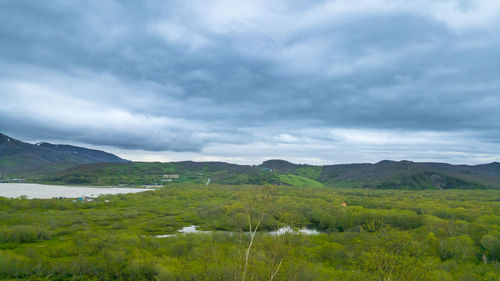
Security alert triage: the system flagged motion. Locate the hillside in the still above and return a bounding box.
[263,159,500,189]
[41,161,279,186]
[0,133,128,177]
[40,159,500,189]
[3,132,497,189]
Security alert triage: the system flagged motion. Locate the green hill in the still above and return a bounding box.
[4,133,498,189]
[38,159,500,189]
[0,133,128,178]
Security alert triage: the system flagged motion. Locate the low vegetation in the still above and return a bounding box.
[0,185,499,280]
[278,174,324,187]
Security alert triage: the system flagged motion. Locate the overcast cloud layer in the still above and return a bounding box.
[1,0,500,164]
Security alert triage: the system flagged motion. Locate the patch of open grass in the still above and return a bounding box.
[279,174,324,187]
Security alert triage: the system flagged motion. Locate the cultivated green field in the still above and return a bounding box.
[0,185,499,280]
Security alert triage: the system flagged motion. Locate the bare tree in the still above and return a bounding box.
[240,186,272,281]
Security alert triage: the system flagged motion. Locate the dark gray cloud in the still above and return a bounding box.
[1,0,499,163]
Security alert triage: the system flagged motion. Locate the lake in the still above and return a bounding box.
[0,183,154,199]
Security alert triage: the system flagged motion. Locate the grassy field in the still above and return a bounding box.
[278,174,324,187]
[0,185,499,280]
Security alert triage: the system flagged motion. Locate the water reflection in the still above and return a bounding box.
[154,225,321,238]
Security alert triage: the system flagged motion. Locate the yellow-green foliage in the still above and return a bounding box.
[279,174,324,187]
[294,166,323,180]
[0,185,499,280]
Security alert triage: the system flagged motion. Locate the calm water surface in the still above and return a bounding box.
[0,183,154,199]
[154,225,322,238]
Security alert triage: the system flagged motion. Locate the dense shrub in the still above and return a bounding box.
[0,225,52,243]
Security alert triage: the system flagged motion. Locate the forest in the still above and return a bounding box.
[0,185,499,280]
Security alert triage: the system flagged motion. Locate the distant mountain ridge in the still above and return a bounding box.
[2,133,499,189]
[261,159,500,189]
[42,158,500,189]
[0,133,128,176]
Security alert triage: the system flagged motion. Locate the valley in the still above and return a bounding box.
[1,133,499,280]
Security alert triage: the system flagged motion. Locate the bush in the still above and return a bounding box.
[0,225,52,243]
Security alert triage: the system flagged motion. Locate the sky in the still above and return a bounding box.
[1,0,500,165]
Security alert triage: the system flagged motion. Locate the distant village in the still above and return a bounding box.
[141,174,180,188]
[0,171,25,183]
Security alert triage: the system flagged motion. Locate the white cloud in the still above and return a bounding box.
[1,0,499,164]
[149,21,211,49]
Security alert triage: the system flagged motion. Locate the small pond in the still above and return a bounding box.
[153,225,322,238]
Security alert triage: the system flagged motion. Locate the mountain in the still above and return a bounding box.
[40,159,500,189]
[264,159,500,189]
[3,131,497,189]
[0,133,128,177]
